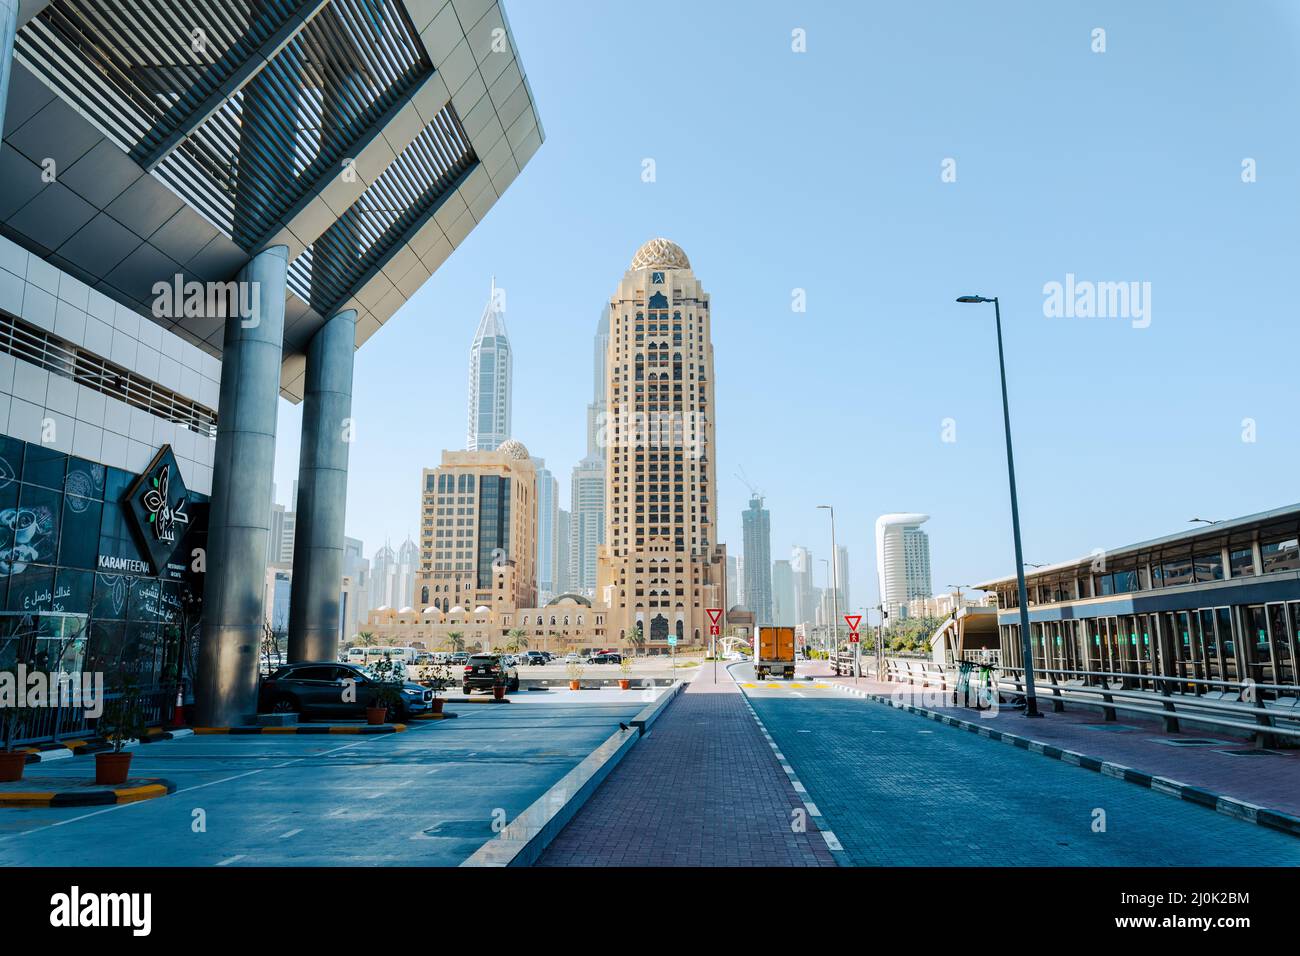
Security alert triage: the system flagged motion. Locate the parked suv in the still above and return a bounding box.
[259,662,433,720]
[523,650,548,666]
[462,654,520,694]
[591,652,623,665]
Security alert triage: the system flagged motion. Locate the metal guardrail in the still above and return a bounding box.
[13,682,178,746]
[881,658,1300,745]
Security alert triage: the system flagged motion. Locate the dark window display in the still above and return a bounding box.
[0,437,206,688]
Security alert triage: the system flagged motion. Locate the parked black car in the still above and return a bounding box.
[462,654,520,694]
[259,662,433,719]
[522,650,548,666]
[590,652,623,665]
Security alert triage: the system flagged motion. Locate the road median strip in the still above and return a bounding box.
[461,681,687,867]
[828,681,1300,839]
[0,778,177,808]
[20,728,194,763]
[191,724,407,735]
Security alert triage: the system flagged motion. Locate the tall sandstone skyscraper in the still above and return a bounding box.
[597,239,726,649]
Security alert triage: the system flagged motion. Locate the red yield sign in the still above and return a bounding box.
[844,614,862,633]
[706,608,723,625]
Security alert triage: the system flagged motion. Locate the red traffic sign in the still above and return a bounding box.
[706,608,723,625]
[844,614,862,633]
[849,633,860,644]
[709,625,720,636]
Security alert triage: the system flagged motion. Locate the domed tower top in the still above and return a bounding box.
[496,438,530,460]
[629,238,691,271]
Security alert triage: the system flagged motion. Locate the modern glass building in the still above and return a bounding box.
[876,513,932,622]
[0,0,544,728]
[973,504,1300,693]
[741,494,773,623]
[467,278,512,451]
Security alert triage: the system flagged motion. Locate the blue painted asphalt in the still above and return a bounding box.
[0,694,651,867]
[743,688,1300,865]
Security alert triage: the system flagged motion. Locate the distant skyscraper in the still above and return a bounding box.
[726,554,739,608]
[570,310,609,598]
[570,456,604,596]
[586,305,610,460]
[467,278,512,451]
[876,513,932,622]
[742,495,773,623]
[534,458,560,602]
[772,559,795,626]
[371,543,396,609]
[341,537,369,638]
[791,545,817,629]
[557,509,571,594]
[834,544,850,611]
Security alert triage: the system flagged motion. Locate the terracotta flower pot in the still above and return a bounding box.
[492,685,506,700]
[365,706,387,725]
[569,680,581,691]
[618,679,630,690]
[95,751,132,786]
[0,750,26,783]
[429,698,445,715]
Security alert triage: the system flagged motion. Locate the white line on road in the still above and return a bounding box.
[278,828,303,839]
[215,855,246,866]
[0,736,390,841]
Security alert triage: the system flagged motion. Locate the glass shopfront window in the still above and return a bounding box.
[1267,603,1293,685]
[1216,606,1238,684]
[1193,551,1224,583]
[0,437,205,692]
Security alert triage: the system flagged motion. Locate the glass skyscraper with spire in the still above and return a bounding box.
[467,278,513,451]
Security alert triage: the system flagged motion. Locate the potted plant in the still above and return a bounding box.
[618,653,633,690]
[0,688,32,782]
[566,658,584,691]
[366,655,404,725]
[96,675,146,785]
[492,668,507,701]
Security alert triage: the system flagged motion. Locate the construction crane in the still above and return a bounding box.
[735,466,763,502]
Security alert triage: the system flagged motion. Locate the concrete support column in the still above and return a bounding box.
[287,309,355,662]
[0,0,19,137]
[195,245,289,727]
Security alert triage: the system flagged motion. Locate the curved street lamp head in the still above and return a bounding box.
[817,504,832,511]
[956,295,993,304]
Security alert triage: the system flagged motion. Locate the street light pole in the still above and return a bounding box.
[818,505,840,675]
[956,295,1041,717]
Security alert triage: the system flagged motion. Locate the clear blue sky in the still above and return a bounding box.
[273,0,1300,618]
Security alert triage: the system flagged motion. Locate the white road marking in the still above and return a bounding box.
[215,855,246,867]
[278,828,303,839]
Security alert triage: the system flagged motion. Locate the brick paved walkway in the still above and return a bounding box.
[535,663,837,866]
[835,675,1300,818]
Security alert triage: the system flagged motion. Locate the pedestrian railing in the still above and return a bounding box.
[881,659,1300,746]
[14,681,178,747]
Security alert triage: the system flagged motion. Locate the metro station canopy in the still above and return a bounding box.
[1,0,542,401]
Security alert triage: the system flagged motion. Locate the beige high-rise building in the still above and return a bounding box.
[597,238,727,650]
[414,440,537,617]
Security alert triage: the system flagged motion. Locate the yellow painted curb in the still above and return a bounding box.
[0,791,56,806]
[193,727,229,735]
[114,784,169,803]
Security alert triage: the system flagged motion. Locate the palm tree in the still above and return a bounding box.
[627,622,645,658]
[507,628,529,654]
[356,631,378,649]
[444,631,465,654]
